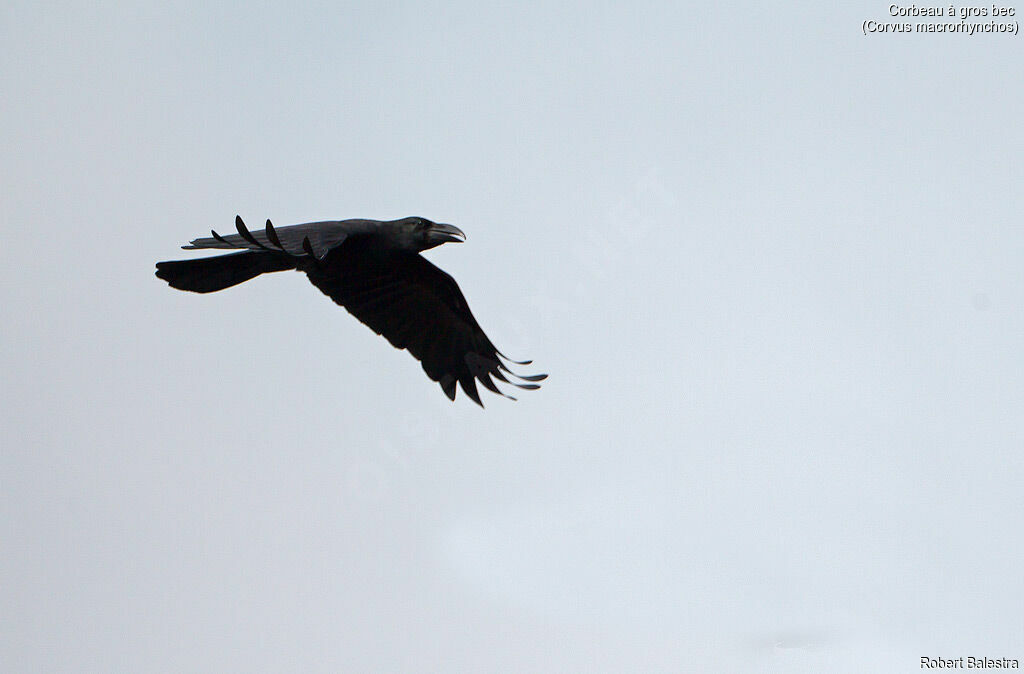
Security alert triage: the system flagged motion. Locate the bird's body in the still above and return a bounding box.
[155,216,544,405]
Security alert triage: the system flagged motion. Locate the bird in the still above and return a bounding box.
[155,215,546,406]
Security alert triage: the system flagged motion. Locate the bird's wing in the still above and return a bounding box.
[183,217,358,258]
[305,239,545,406]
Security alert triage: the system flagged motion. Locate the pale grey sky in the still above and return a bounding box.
[2,2,1022,672]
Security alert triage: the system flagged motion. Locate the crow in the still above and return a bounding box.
[155,216,545,406]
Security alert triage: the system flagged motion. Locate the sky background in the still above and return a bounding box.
[2,2,1022,672]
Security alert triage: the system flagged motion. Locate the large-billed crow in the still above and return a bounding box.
[156,216,545,406]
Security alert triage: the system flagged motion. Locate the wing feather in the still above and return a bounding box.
[302,236,544,405]
[184,217,357,258]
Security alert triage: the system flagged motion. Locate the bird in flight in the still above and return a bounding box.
[156,216,546,406]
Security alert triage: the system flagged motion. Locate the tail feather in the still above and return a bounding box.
[155,251,295,293]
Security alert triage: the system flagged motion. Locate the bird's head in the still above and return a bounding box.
[389,217,466,252]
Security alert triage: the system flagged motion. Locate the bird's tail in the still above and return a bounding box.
[155,251,295,293]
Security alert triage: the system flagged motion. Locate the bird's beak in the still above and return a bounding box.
[430,222,466,244]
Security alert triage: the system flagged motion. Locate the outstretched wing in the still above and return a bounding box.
[304,237,545,406]
[184,216,355,259]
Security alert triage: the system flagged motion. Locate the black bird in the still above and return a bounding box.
[155,216,545,406]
